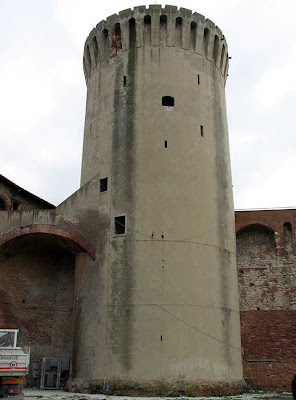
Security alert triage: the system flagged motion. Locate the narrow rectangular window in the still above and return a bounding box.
[100,177,108,192]
[164,140,168,148]
[198,74,200,84]
[200,125,204,137]
[123,76,127,87]
[115,216,126,235]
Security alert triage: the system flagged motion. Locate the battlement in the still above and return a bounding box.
[83,5,229,81]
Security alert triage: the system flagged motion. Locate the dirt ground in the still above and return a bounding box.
[23,389,291,400]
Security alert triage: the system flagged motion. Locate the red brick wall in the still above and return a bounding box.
[241,310,296,390]
[236,209,296,390]
[0,234,75,386]
[0,181,51,211]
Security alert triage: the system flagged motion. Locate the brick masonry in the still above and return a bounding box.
[0,234,75,386]
[236,209,296,390]
[0,178,54,211]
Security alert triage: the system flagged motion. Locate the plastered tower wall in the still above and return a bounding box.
[73,5,243,394]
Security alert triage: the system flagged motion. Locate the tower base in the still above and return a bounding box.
[66,378,245,396]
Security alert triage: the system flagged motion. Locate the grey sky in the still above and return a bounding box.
[1,0,295,209]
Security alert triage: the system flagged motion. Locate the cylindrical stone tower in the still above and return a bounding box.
[72,5,243,395]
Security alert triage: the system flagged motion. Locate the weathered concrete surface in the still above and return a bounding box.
[73,5,243,395]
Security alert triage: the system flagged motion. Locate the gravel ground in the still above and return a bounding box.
[23,389,287,400]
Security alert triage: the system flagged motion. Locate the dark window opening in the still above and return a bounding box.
[176,17,182,26]
[164,140,168,148]
[102,29,109,59]
[144,15,151,25]
[12,201,20,210]
[213,35,219,62]
[198,74,200,84]
[203,28,210,57]
[176,17,182,46]
[0,198,6,211]
[224,53,229,77]
[162,96,174,107]
[220,44,225,70]
[129,18,136,49]
[90,123,92,131]
[190,21,197,51]
[100,178,108,192]
[144,15,151,45]
[22,299,25,304]
[283,222,293,254]
[200,125,204,137]
[160,15,167,46]
[160,15,167,26]
[115,216,126,235]
[123,76,127,87]
[85,45,91,75]
[92,36,99,62]
[161,335,163,341]
[114,23,122,49]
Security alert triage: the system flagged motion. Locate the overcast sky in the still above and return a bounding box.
[1,0,296,209]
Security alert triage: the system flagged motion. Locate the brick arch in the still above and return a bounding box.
[236,222,275,235]
[0,224,96,260]
[0,195,9,211]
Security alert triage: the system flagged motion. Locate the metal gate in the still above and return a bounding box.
[40,357,70,390]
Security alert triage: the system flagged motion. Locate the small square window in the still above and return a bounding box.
[100,177,108,192]
[115,216,126,235]
[162,96,174,107]
[12,201,20,210]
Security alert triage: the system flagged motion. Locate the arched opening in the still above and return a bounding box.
[102,29,109,59]
[175,17,182,47]
[203,28,210,57]
[144,15,151,46]
[220,44,225,70]
[114,23,122,50]
[0,226,95,387]
[237,224,277,310]
[0,197,7,210]
[129,18,136,49]
[92,36,99,65]
[85,45,91,74]
[283,222,293,255]
[213,35,219,63]
[224,53,229,76]
[0,235,74,386]
[160,15,167,46]
[190,21,197,51]
[237,224,276,269]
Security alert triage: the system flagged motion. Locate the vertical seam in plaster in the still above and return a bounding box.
[103,101,116,390]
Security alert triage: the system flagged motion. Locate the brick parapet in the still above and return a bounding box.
[235,209,296,257]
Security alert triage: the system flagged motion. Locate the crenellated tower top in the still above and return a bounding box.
[83,5,230,82]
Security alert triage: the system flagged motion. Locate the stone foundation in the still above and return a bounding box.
[66,378,245,397]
